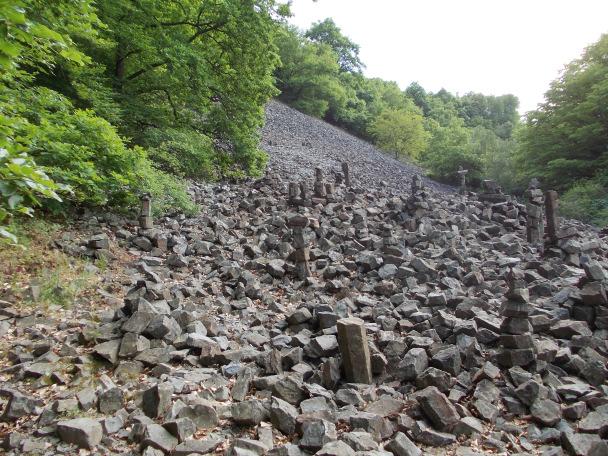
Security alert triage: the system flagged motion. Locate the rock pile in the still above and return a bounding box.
[0,101,607,456]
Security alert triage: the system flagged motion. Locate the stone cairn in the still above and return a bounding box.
[288,182,300,206]
[497,268,536,368]
[525,178,545,247]
[288,181,312,207]
[288,214,311,280]
[380,223,402,257]
[457,165,468,195]
[478,179,509,203]
[341,161,351,187]
[336,317,372,384]
[313,167,327,200]
[334,172,343,186]
[545,190,559,246]
[404,175,428,231]
[139,194,153,230]
[575,257,608,330]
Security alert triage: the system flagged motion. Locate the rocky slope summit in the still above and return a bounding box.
[262,100,452,193]
[0,103,607,456]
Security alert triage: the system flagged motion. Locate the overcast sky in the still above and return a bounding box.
[288,0,608,114]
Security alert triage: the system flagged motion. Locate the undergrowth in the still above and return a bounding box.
[0,219,99,310]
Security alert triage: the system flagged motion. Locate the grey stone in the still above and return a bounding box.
[163,417,196,443]
[342,431,378,452]
[141,423,178,453]
[56,418,102,449]
[337,317,372,384]
[531,399,561,427]
[173,438,222,455]
[271,397,298,435]
[232,399,268,425]
[315,440,356,456]
[93,339,121,364]
[177,402,218,429]
[561,431,602,456]
[385,431,421,456]
[98,387,123,414]
[142,383,173,419]
[299,419,337,451]
[416,386,460,432]
[398,348,428,381]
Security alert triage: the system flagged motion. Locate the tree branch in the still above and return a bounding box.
[126,60,168,81]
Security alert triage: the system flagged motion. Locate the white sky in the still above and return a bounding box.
[288,0,608,114]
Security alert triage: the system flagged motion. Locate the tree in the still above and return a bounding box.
[370,105,429,160]
[305,18,363,73]
[275,25,346,118]
[458,93,519,139]
[405,82,431,116]
[517,33,608,191]
[419,112,477,184]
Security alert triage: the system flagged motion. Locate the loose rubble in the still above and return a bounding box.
[0,101,607,456]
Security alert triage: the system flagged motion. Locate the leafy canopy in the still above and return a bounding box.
[517,33,608,191]
[305,18,364,73]
[370,105,429,160]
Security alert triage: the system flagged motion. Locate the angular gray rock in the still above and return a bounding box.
[56,418,103,449]
[337,317,372,384]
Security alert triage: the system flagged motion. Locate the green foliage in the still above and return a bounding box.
[370,106,429,160]
[517,34,608,191]
[137,160,198,217]
[471,126,519,192]
[405,82,431,116]
[88,0,280,178]
[1,0,287,242]
[516,33,608,225]
[420,115,479,184]
[560,180,608,226]
[0,0,82,242]
[0,147,61,243]
[457,93,519,139]
[275,25,346,118]
[305,18,363,73]
[144,128,215,180]
[17,87,142,208]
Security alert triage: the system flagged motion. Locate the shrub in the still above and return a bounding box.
[370,107,429,161]
[16,87,197,217]
[144,127,215,180]
[17,88,141,208]
[137,159,198,217]
[560,180,608,227]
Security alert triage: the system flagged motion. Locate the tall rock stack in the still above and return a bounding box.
[337,317,373,384]
[313,167,327,201]
[457,166,468,195]
[299,181,311,207]
[497,268,536,368]
[341,162,351,187]
[352,210,371,248]
[478,180,509,204]
[288,182,300,207]
[325,182,335,203]
[381,223,400,255]
[335,172,343,186]
[577,258,608,329]
[288,214,311,280]
[404,175,428,230]
[139,194,153,230]
[545,190,559,246]
[525,178,545,248]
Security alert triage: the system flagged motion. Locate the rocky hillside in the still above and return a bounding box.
[262,101,452,193]
[0,102,607,456]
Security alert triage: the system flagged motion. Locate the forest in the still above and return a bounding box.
[1,0,607,243]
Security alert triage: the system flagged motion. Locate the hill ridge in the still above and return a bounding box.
[262,100,452,193]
